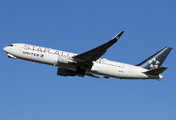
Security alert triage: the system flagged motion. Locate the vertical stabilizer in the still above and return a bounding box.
[136,47,172,70]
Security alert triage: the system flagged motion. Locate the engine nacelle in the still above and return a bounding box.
[57,68,75,77]
[57,56,73,64]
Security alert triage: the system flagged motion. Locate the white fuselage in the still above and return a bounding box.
[3,43,162,80]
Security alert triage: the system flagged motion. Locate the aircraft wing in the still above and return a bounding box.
[73,31,124,63]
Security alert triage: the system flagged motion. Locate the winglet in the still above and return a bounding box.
[110,31,124,43]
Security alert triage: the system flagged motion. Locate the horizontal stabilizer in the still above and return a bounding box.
[144,67,168,75]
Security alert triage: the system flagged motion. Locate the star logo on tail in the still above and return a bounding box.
[149,58,160,69]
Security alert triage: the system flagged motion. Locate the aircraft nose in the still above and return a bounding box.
[3,46,8,53]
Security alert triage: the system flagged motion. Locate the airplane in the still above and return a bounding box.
[3,31,172,81]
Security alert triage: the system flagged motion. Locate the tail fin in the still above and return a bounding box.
[136,47,172,70]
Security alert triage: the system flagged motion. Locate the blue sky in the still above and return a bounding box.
[0,0,176,120]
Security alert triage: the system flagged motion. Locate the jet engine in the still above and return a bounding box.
[57,68,75,77]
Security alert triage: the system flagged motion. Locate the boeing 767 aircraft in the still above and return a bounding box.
[3,31,172,81]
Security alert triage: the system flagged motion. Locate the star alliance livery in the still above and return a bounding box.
[3,31,172,81]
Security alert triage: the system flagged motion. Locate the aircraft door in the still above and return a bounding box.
[18,44,23,51]
[128,67,133,73]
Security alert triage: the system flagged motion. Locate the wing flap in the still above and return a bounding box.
[86,73,101,78]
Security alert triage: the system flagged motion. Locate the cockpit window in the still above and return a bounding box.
[9,45,13,47]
